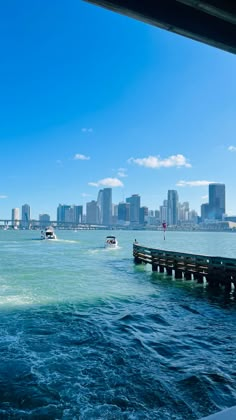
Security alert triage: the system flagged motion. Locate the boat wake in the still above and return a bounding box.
[56,239,78,244]
[104,245,121,251]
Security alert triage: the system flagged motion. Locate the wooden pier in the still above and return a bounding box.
[133,244,236,291]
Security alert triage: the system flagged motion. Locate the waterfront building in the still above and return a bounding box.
[97,190,103,225]
[39,213,50,228]
[178,202,190,223]
[86,201,99,224]
[57,204,83,226]
[139,206,148,225]
[113,204,118,217]
[102,188,112,226]
[167,190,179,225]
[189,210,198,224]
[12,208,20,228]
[126,194,140,224]
[57,204,71,224]
[65,207,75,224]
[74,205,83,224]
[95,188,112,226]
[209,183,225,220]
[118,202,130,225]
[112,204,118,225]
[147,209,160,225]
[21,204,31,229]
[201,203,210,221]
[160,200,168,223]
[155,210,160,219]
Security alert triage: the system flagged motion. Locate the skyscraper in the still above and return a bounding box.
[139,206,148,225]
[57,204,83,225]
[57,204,71,224]
[178,202,190,222]
[74,205,83,224]
[95,189,113,225]
[21,204,31,229]
[126,194,140,224]
[86,201,98,224]
[102,188,112,226]
[12,208,20,228]
[118,202,130,225]
[113,204,118,225]
[97,190,103,225]
[209,183,225,220]
[167,190,179,225]
[160,200,168,223]
[65,207,75,224]
[201,203,210,221]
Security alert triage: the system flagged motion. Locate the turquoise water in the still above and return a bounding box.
[0,230,236,419]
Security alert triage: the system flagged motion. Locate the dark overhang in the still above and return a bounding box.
[84,0,236,54]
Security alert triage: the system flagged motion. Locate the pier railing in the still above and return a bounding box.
[133,244,236,290]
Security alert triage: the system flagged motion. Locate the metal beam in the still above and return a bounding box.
[85,0,236,54]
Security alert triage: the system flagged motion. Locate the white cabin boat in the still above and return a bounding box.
[41,227,57,240]
[105,235,118,248]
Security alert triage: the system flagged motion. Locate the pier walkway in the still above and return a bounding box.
[133,243,236,291]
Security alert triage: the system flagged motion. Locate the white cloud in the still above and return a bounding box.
[176,180,216,187]
[81,193,91,197]
[201,195,208,200]
[228,145,236,152]
[81,128,93,133]
[128,154,191,169]
[0,195,7,199]
[117,168,127,178]
[73,154,90,161]
[88,177,124,188]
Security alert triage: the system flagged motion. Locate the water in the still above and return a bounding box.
[0,230,236,419]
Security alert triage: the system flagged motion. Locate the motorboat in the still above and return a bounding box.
[41,227,57,240]
[105,235,118,248]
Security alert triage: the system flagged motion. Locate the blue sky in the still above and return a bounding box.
[0,0,235,220]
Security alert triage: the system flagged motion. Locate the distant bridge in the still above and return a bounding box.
[85,0,236,54]
[0,220,110,230]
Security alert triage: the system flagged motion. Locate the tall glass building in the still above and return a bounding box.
[167,190,179,225]
[96,188,112,226]
[74,205,83,224]
[209,183,225,220]
[57,204,83,225]
[57,204,71,224]
[102,188,112,226]
[126,194,140,224]
[86,201,99,224]
[118,202,130,224]
[21,204,31,229]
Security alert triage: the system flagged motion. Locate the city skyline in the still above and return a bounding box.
[7,183,229,226]
[0,1,235,219]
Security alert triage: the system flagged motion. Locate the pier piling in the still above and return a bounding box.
[133,243,236,291]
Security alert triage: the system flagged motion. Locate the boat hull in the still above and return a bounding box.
[104,236,118,248]
[41,227,57,240]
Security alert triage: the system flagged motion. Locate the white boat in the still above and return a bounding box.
[41,227,57,240]
[105,235,118,248]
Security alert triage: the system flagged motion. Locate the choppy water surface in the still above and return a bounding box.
[0,230,236,419]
